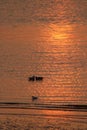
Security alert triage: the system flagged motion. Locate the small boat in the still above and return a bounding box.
[28,76,43,81]
[36,76,43,81]
[29,76,35,81]
[32,96,38,101]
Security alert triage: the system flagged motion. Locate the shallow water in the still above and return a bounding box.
[0,108,87,130]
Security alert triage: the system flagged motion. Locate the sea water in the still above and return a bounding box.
[0,0,87,129]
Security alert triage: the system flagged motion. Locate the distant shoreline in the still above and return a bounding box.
[0,102,87,111]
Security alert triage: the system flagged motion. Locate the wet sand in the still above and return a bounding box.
[0,108,87,130]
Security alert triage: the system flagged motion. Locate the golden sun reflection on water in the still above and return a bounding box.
[0,23,86,44]
[48,24,74,41]
[0,23,74,43]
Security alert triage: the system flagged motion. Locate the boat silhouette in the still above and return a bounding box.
[28,76,43,81]
[32,96,38,101]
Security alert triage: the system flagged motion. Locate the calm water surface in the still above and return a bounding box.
[0,0,87,129]
[0,23,87,105]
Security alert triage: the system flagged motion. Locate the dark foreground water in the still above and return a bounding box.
[0,108,87,130]
[0,0,87,129]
